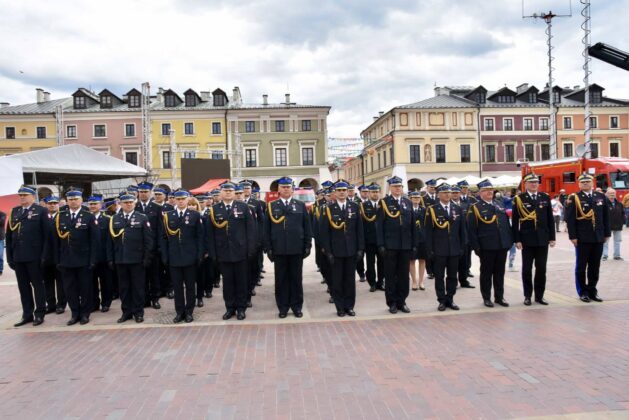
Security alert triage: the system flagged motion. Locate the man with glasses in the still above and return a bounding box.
[564,173,611,302]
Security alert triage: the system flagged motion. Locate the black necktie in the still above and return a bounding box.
[444,205,449,215]
[532,194,537,201]
[125,214,129,221]
[179,211,184,219]
[71,212,76,223]
[226,205,231,212]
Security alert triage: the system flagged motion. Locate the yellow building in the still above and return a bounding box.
[0,91,65,155]
[150,88,229,188]
[361,91,480,191]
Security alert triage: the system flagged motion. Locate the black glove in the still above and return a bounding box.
[267,250,274,262]
[327,254,335,265]
[356,250,364,260]
[108,261,115,270]
[143,259,152,268]
[303,248,311,259]
[378,246,386,257]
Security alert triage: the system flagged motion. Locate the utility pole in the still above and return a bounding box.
[141,82,152,170]
[581,0,592,157]
[55,105,64,146]
[169,128,177,187]
[523,1,572,160]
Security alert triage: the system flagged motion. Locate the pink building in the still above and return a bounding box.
[63,88,145,166]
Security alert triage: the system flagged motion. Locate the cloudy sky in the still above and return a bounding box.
[1,0,627,137]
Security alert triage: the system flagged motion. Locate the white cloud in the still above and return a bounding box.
[0,0,627,137]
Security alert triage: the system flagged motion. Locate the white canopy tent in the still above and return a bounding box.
[0,144,147,185]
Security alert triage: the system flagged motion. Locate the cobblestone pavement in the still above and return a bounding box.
[0,229,627,419]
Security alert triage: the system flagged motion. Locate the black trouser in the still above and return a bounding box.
[365,244,384,287]
[159,258,171,295]
[575,242,603,297]
[319,248,331,285]
[433,255,459,305]
[220,261,247,311]
[15,261,47,319]
[331,256,356,312]
[204,258,215,294]
[62,266,92,319]
[479,249,508,301]
[247,254,258,298]
[145,253,160,304]
[457,245,472,286]
[356,253,365,279]
[521,245,549,300]
[213,263,221,287]
[110,264,119,298]
[117,263,145,317]
[43,263,66,310]
[426,258,434,276]
[92,261,113,310]
[383,249,411,308]
[315,245,323,269]
[171,265,196,316]
[274,254,304,313]
[257,248,264,276]
[196,261,206,300]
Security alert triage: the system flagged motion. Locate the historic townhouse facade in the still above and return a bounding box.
[0,86,331,192]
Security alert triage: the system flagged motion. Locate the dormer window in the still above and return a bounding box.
[475,92,486,103]
[185,94,197,107]
[74,96,86,109]
[165,94,176,107]
[101,95,112,109]
[528,92,537,103]
[497,96,514,103]
[590,90,602,104]
[128,94,140,108]
[213,95,225,106]
[552,91,561,104]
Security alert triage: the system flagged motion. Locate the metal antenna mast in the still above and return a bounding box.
[141,82,152,171]
[523,1,572,160]
[581,0,592,157]
[55,105,64,146]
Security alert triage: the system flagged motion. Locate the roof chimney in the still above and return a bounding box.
[200,91,210,101]
[434,86,450,96]
[285,93,291,104]
[232,86,242,105]
[262,94,268,105]
[0,102,10,108]
[43,91,51,102]
[378,111,384,117]
[574,85,580,90]
[36,88,45,104]
[373,116,379,121]
[156,87,164,103]
[516,83,529,94]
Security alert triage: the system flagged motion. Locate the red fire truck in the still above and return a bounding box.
[521,156,629,201]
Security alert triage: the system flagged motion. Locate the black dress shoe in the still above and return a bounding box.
[246,301,253,308]
[495,299,509,307]
[376,285,386,291]
[33,317,44,326]
[14,317,33,327]
[388,305,398,314]
[359,277,366,283]
[346,309,355,317]
[535,298,549,305]
[328,297,334,304]
[261,269,266,273]
[438,303,447,311]
[197,299,204,308]
[484,300,494,308]
[67,317,79,326]
[590,294,603,302]
[79,316,89,325]
[337,310,345,317]
[467,272,474,278]
[185,314,193,323]
[173,314,185,323]
[398,305,411,313]
[279,312,287,319]
[256,281,262,286]
[236,311,246,320]
[369,285,376,292]
[259,275,264,279]
[101,306,110,313]
[55,307,65,315]
[117,314,133,323]
[214,282,220,288]
[320,279,326,284]
[152,300,161,310]
[580,295,591,303]
[524,298,532,306]
[204,291,211,298]
[167,291,175,299]
[460,283,476,289]
[249,289,256,297]
[449,303,460,311]
[293,311,303,318]
[45,307,56,314]
[135,315,144,323]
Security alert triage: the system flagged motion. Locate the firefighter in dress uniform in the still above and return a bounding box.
[42,195,67,315]
[87,194,113,313]
[512,173,556,305]
[564,173,611,302]
[361,183,384,292]
[467,180,513,308]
